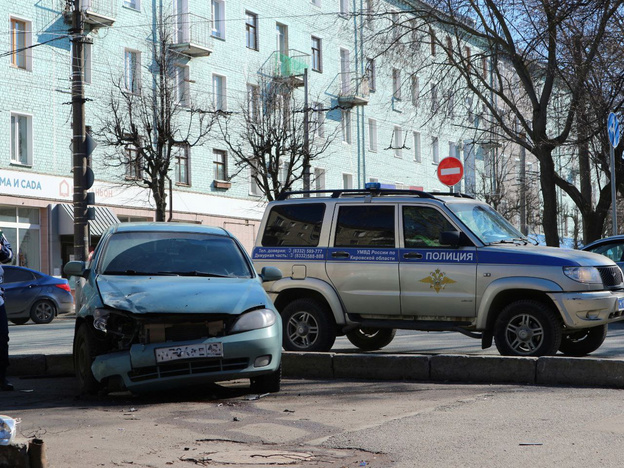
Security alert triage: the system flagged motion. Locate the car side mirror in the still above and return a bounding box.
[64,260,87,278]
[260,266,282,282]
[440,231,461,247]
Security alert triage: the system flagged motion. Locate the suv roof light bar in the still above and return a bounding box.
[277,187,438,201]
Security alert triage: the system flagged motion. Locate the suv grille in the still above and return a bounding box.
[597,266,623,287]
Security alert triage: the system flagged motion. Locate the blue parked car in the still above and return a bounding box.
[582,235,624,271]
[3,265,74,325]
[64,222,283,395]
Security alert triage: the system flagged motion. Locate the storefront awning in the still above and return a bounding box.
[58,204,120,237]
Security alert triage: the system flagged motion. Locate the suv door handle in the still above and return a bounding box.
[332,251,350,258]
[403,252,423,259]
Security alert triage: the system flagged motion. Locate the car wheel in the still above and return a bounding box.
[30,300,56,324]
[74,324,105,395]
[250,364,281,394]
[559,324,608,357]
[9,318,29,325]
[281,298,336,352]
[346,328,396,351]
[494,300,562,357]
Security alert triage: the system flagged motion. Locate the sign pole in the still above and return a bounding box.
[608,112,621,236]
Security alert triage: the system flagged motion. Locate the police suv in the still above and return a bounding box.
[252,185,624,357]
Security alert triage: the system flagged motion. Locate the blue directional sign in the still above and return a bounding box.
[608,112,620,148]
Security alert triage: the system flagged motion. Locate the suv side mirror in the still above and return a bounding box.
[64,260,87,278]
[259,266,282,282]
[440,231,461,247]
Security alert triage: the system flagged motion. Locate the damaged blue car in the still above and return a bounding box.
[64,223,283,395]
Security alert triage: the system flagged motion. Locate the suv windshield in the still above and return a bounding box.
[447,203,526,245]
[99,231,252,277]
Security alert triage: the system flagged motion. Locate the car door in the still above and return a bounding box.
[325,203,401,316]
[399,204,477,318]
[3,266,37,316]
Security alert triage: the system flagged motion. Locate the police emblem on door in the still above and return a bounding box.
[420,269,456,293]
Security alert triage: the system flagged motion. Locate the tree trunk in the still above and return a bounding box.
[539,153,560,246]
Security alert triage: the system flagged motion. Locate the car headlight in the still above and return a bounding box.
[93,308,110,332]
[563,266,602,284]
[231,308,277,333]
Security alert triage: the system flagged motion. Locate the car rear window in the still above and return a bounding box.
[261,204,325,247]
[334,205,395,247]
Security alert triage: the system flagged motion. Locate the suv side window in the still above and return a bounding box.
[334,205,395,247]
[261,203,325,247]
[403,206,455,248]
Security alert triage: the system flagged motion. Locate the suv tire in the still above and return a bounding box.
[559,324,607,357]
[282,298,336,352]
[346,328,396,351]
[494,300,561,357]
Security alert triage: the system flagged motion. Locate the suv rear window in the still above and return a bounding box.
[261,204,325,247]
[334,205,395,247]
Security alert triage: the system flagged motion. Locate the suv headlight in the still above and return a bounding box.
[563,266,602,284]
[93,308,110,332]
[231,308,277,333]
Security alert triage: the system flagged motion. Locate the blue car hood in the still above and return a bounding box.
[96,275,268,315]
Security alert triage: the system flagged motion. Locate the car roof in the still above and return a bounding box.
[583,235,624,250]
[109,222,231,237]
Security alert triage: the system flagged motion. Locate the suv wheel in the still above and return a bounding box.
[559,324,607,357]
[282,298,336,352]
[494,300,561,357]
[346,328,396,351]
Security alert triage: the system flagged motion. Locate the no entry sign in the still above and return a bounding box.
[437,157,464,186]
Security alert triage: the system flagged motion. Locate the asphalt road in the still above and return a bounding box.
[8,314,624,358]
[3,376,624,467]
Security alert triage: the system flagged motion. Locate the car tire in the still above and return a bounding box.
[281,298,336,352]
[30,300,56,324]
[74,324,105,395]
[9,318,29,325]
[250,364,281,394]
[346,328,396,351]
[559,324,608,357]
[494,300,562,357]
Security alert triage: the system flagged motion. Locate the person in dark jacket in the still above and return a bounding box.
[0,231,14,390]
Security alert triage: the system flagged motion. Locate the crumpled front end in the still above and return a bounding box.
[89,310,282,392]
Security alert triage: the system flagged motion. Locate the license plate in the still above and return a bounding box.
[155,343,223,363]
[619,298,624,311]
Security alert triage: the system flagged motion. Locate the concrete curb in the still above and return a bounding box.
[8,352,624,389]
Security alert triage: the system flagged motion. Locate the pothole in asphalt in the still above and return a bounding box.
[182,449,314,465]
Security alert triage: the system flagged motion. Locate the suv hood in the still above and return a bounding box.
[96,275,268,314]
[482,243,617,267]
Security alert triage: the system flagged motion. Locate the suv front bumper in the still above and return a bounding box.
[550,290,624,328]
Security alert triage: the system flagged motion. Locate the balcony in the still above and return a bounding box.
[337,73,369,107]
[82,0,117,27]
[169,13,213,58]
[266,50,310,87]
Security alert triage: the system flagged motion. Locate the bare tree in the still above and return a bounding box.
[366,0,624,245]
[98,14,215,221]
[216,72,336,201]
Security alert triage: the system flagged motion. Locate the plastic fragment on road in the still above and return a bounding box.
[0,415,18,445]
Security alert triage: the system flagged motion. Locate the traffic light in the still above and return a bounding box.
[84,128,97,221]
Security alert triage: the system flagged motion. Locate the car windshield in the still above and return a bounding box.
[446,202,526,245]
[99,231,253,278]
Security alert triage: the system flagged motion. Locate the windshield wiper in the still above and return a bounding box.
[487,238,529,246]
[164,270,230,277]
[103,270,179,276]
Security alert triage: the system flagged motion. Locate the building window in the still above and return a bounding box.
[449,141,458,160]
[340,0,349,16]
[0,207,41,271]
[368,118,377,152]
[312,102,325,138]
[174,145,190,185]
[482,56,488,80]
[211,0,225,39]
[213,149,227,181]
[276,23,288,56]
[431,83,438,111]
[123,0,139,10]
[342,173,353,189]
[10,113,32,166]
[125,146,141,180]
[314,168,326,193]
[430,27,436,56]
[413,131,421,162]
[432,136,439,163]
[392,68,401,100]
[340,48,350,95]
[176,65,190,106]
[464,46,471,72]
[124,49,141,94]
[10,18,31,71]
[311,36,322,72]
[245,11,258,50]
[342,110,352,144]
[365,58,376,92]
[393,126,402,158]
[411,75,419,107]
[212,74,227,111]
[249,162,261,196]
[247,84,260,122]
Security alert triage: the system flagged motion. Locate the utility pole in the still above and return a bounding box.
[302,67,310,196]
[71,0,88,262]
